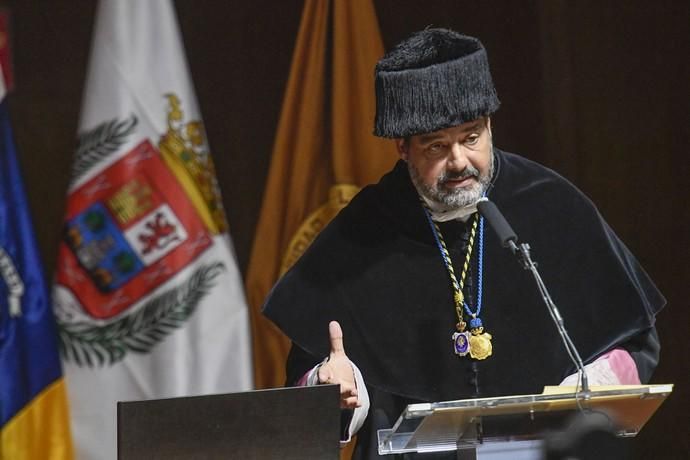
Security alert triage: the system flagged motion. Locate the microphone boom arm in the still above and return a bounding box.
[511,241,590,396]
[476,199,590,396]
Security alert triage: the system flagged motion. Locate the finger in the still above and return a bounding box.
[339,383,358,406]
[328,320,345,355]
[340,385,358,407]
[341,395,361,409]
[339,384,357,397]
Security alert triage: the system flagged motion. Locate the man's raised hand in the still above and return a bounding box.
[318,321,360,409]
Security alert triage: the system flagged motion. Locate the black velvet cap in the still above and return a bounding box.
[374,28,500,138]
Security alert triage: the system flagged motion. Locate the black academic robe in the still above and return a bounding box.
[263,149,664,459]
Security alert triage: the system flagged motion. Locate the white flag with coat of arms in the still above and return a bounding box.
[52,1,253,458]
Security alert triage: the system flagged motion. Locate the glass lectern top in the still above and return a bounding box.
[377,384,673,456]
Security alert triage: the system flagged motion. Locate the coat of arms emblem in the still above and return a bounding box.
[55,95,227,366]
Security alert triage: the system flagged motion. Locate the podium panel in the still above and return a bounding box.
[117,384,340,460]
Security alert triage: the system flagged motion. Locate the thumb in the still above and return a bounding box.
[328,320,345,356]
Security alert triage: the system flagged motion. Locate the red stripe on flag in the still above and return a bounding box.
[0,9,14,91]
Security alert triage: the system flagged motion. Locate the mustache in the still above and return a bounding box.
[439,166,480,184]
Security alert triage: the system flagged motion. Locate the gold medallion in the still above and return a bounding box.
[469,331,493,360]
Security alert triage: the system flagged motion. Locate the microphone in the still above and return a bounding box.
[476,198,518,252]
[476,197,591,396]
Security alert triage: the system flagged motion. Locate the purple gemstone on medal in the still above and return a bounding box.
[453,332,470,355]
[470,317,483,329]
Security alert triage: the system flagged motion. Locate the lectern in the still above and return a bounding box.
[117,384,341,460]
[377,384,672,459]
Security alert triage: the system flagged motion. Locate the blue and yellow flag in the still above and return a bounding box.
[0,83,73,457]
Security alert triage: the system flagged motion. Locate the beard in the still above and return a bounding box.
[408,151,494,210]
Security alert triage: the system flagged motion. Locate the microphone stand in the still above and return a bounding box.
[506,240,591,399]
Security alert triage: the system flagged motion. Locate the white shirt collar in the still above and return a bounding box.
[420,194,476,222]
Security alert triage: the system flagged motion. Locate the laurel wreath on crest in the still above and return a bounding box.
[57,262,225,367]
[70,114,138,184]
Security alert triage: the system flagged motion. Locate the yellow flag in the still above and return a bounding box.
[246,0,397,389]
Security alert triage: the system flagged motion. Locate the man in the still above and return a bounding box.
[263,29,663,458]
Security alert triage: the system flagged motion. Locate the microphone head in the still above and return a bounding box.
[476,197,489,203]
[475,197,490,214]
[475,198,518,248]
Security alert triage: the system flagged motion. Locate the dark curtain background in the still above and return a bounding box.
[5,1,689,458]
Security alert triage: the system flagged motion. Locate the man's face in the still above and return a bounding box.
[396,118,493,209]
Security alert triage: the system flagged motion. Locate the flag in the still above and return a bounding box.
[245,0,398,389]
[52,1,252,458]
[0,55,74,460]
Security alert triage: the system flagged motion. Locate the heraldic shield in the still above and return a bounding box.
[56,140,212,320]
